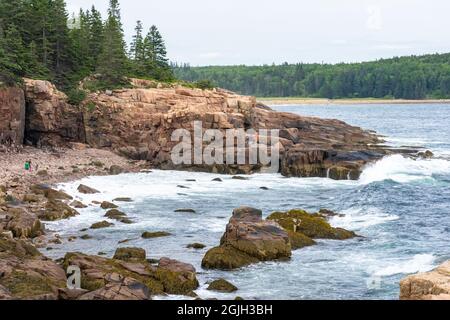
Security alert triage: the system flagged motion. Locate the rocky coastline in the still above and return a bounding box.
[0,78,442,300]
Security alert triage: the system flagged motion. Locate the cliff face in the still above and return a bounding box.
[1,79,388,179]
[23,79,85,147]
[400,260,450,300]
[0,86,25,145]
[81,81,384,178]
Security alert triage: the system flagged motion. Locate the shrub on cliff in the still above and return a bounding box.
[67,88,87,105]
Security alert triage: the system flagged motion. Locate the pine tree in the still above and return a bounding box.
[69,10,91,78]
[96,0,129,85]
[88,6,104,70]
[130,21,144,61]
[50,0,74,87]
[142,25,173,81]
[0,26,21,84]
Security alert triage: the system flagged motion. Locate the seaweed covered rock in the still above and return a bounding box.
[101,201,118,209]
[142,231,171,239]
[207,279,238,293]
[0,238,66,299]
[202,246,259,270]
[40,199,79,221]
[63,251,199,298]
[400,260,450,300]
[3,207,43,238]
[113,247,146,262]
[156,257,199,295]
[70,200,87,209]
[30,184,72,201]
[90,221,114,229]
[267,209,356,243]
[202,207,291,270]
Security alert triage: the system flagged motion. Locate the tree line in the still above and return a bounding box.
[174,54,450,99]
[0,0,173,93]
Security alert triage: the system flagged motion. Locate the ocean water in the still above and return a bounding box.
[44,104,450,300]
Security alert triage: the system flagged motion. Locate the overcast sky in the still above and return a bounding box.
[66,0,450,66]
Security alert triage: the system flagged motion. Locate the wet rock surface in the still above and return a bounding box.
[202,207,291,270]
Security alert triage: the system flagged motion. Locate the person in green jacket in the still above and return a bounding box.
[24,161,31,171]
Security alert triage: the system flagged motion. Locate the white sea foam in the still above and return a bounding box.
[329,207,399,230]
[372,254,436,277]
[359,154,450,184]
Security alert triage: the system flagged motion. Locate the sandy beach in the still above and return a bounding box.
[258,97,450,106]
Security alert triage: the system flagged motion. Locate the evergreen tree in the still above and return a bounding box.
[96,0,128,85]
[130,20,144,61]
[88,6,104,69]
[50,0,74,87]
[142,25,173,80]
[0,26,21,84]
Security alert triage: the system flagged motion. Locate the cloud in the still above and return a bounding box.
[366,5,383,31]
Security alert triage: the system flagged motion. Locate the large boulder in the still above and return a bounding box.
[0,238,66,299]
[77,184,100,194]
[63,251,199,298]
[30,184,73,201]
[4,207,43,238]
[202,207,291,270]
[39,199,79,221]
[400,260,450,300]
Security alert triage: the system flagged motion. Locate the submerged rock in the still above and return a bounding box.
[113,197,133,202]
[207,279,238,293]
[232,176,249,180]
[187,243,206,250]
[400,260,450,300]
[175,208,196,213]
[90,221,114,229]
[202,207,291,270]
[417,150,434,159]
[141,231,171,239]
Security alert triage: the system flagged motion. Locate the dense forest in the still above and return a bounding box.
[174,54,450,99]
[0,0,173,96]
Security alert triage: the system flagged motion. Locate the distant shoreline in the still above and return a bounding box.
[258,97,450,106]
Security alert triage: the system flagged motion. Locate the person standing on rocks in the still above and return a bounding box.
[24,161,31,172]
